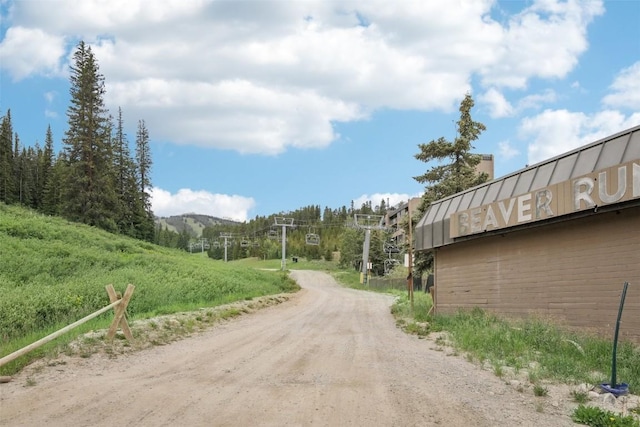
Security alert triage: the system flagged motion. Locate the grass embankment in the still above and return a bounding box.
[390,291,640,395]
[391,291,640,426]
[0,203,298,375]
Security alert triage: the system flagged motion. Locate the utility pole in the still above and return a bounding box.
[274,217,294,271]
[198,237,208,254]
[220,232,233,262]
[407,202,414,311]
[354,214,385,285]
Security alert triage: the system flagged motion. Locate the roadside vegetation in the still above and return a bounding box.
[390,290,639,395]
[0,203,298,375]
[389,290,639,427]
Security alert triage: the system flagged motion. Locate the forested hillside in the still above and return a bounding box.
[1,35,487,280]
[198,201,400,277]
[155,214,239,237]
[0,41,154,241]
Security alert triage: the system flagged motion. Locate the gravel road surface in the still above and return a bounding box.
[0,270,576,426]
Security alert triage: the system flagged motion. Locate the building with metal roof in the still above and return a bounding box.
[414,125,640,342]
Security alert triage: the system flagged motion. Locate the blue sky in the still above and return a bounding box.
[1,0,639,221]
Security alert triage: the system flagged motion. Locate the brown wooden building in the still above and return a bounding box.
[415,126,640,342]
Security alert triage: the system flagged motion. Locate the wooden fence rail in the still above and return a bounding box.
[0,284,134,369]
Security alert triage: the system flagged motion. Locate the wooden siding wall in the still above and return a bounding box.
[435,207,640,342]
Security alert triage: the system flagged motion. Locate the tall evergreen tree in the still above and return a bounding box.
[412,93,489,273]
[135,119,155,240]
[0,111,15,203]
[40,125,56,214]
[21,145,38,208]
[13,135,32,206]
[112,107,141,236]
[43,153,66,216]
[414,93,488,206]
[13,132,24,205]
[62,41,118,231]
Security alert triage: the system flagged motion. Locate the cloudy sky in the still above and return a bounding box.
[1,0,639,221]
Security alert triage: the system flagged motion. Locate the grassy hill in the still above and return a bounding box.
[155,213,239,237]
[0,203,297,373]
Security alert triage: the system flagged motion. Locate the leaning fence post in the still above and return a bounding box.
[106,284,135,341]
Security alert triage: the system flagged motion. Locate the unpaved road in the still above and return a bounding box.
[1,270,576,426]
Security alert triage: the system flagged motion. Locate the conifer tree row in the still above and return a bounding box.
[0,41,155,241]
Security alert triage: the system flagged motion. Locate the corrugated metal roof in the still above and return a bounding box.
[415,125,640,250]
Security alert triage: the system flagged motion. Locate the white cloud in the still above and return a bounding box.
[479,88,514,118]
[106,78,363,155]
[353,193,421,211]
[2,0,605,154]
[520,109,640,165]
[481,0,604,88]
[602,61,640,110]
[44,91,56,103]
[151,187,255,222]
[43,91,58,118]
[0,26,65,80]
[480,88,556,118]
[517,89,557,111]
[521,60,640,166]
[498,141,519,160]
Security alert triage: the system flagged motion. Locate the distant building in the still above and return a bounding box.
[385,197,421,245]
[387,153,493,245]
[477,154,494,180]
[415,126,640,342]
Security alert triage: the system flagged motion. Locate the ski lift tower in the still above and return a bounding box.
[354,214,385,285]
[220,232,233,262]
[274,217,295,271]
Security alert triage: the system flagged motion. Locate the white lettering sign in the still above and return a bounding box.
[452,159,640,238]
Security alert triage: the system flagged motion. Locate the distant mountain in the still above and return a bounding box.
[155,213,240,237]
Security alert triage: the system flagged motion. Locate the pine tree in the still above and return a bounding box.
[412,93,489,273]
[13,136,34,206]
[177,228,191,251]
[112,107,141,236]
[0,111,15,203]
[43,153,66,216]
[414,93,488,207]
[135,119,155,241]
[20,145,38,208]
[378,198,387,215]
[40,126,56,214]
[62,41,118,231]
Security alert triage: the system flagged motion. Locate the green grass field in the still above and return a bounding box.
[0,203,299,374]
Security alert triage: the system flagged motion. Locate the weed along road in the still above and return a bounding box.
[1,271,574,426]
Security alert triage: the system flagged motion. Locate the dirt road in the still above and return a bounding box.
[1,270,575,426]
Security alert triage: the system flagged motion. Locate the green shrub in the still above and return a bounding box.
[572,405,639,427]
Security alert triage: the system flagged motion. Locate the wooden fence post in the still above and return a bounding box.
[105,284,135,341]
